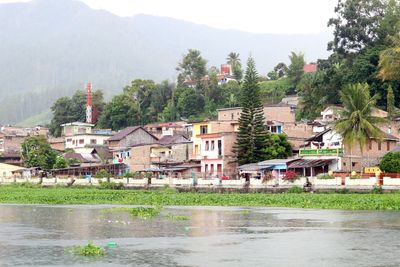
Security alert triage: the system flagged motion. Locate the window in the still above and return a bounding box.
[205,141,209,151]
[368,140,372,150]
[72,140,75,145]
[66,138,72,143]
[231,113,234,120]
[127,152,130,157]
[205,164,208,173]
[211,140,215,150]
[90,139,97,145]
[352,162,356,167]
[387,141,390,151]
[79,139,84,144]
[200,125,208,134]
[210,164,214,174]
[378,141,381,151]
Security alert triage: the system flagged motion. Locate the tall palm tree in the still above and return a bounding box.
[226,52,243,80]
[333,83,385,172]
[378,35,400,81]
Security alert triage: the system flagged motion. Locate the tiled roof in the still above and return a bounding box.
[107,126,157,142]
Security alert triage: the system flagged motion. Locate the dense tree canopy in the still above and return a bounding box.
[49,90,104,137]
[21,136,58,170]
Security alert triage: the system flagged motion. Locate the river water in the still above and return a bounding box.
[0,204,399,267]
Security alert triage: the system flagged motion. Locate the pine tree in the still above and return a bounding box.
[236,57,267,165]
[387,85,395,119]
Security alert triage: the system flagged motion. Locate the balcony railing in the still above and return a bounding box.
[299,148,343,157]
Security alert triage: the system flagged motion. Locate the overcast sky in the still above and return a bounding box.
[0,0,338,34]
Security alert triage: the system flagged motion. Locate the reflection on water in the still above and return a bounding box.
[0,205,399,266]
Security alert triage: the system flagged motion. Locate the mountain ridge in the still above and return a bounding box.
[0,0,332,124]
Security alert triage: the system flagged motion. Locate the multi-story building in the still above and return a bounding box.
[60,122,94,137]
[65,133,113,149]
[299,128,398,173]
[217,103,296,124]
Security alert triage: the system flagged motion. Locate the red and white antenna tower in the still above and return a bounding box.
[86,82,93,124]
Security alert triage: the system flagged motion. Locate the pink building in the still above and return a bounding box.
[198,132,237,178]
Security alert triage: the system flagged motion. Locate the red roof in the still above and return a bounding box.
[303,64,317,73]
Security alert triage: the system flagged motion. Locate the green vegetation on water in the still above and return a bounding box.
[166,213,190,221]
[1,185,400,210]
[101,206,160,219]
[71,241,104,256]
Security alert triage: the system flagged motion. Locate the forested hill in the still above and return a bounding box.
[0,0,331,124]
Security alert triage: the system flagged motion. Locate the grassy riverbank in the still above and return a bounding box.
[0,185,400,210]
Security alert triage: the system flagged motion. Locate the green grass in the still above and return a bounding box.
[0,186,400,210]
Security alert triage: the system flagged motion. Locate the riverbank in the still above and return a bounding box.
[0,185,399,210]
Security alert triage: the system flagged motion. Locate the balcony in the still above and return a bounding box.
[299,148,343,157]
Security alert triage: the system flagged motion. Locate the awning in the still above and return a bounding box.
[288,159,332,168]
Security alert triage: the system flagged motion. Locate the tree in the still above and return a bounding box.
[267,71,279,81]
[378,35,400,81]
[297,72,328,120]
[97,94,139,130]
[176,49,207,86]
[49,97,73,137]
[263,133,292,160]
[123,79,156,125]
[49,89,105,137]
[328,0,386,55]
[236,57,268,165]
[380,151,400,172]
[176,88,205,119]
[274,62,288,78]
[21,136,57,170]
[54,155,68,169]
[226,52,243,80]
[287,52,305,92]
[333,83,385,171]
[387,85,395,119]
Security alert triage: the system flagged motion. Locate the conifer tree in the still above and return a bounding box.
[236,57,267,165]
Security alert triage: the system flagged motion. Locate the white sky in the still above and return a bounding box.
[0,0,337,34]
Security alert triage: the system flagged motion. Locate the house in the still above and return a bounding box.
[217,103,296,123]
[303,63,317,73]
[60,122,95,137]
[300,128,398,173]
[144,122,189,139]
[320,106,388,123]
[65,133,112,149]
[48,137,65,152]
[107,126,158,149]
[190,120,237,160]
[112,134,193,173]
[197,131,237,178]
[0,163,25,178]
[0,125,48,153]
[63,147,112,167]
[239,159,299,179]
[217,64,236,85]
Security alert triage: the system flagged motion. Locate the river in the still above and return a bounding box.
[0,204,398,267]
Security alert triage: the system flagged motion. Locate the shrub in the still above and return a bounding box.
[317,173,334,179]
[283,170,298,181]
[372,186,383,194]
[98,180,124,190]
[380,152,400,173]
[94,169,112,178]
[287,186,303,193]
